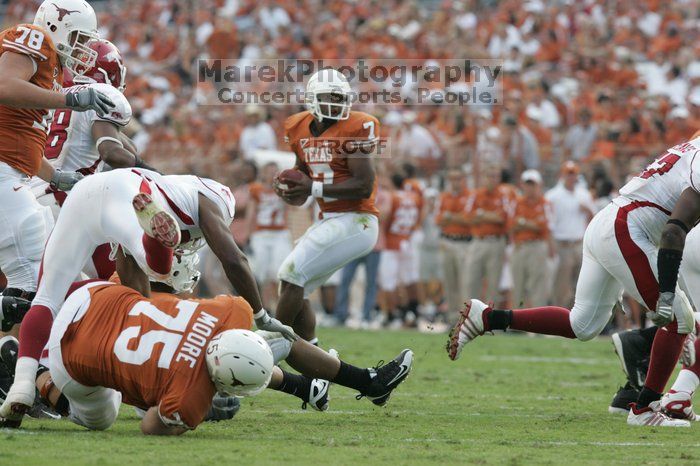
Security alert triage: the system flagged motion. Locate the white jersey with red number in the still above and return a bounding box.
[45,83,131,173]
[616,137,700,242]
[31,83,131,205]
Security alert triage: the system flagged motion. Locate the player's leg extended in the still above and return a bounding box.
[447,208,623,360]
[276,213,378,337]
[260,330,413,407]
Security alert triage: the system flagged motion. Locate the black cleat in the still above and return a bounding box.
[609,382,640,415]
[612,329,650,390]
[1,297,31,332]
[0,335,18,377]
[0,336,18,405]
[359,349,414,406]
[302,378,330,412]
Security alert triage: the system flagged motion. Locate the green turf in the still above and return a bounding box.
[2,328,699,465]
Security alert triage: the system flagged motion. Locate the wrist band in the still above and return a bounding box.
[667,219,690,234]
[311,181,324,198]
[96,136,123,150]
[254,309,267,320]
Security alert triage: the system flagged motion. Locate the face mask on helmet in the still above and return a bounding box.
[305,69,352,121]
[73,39,128,92]
[159,250,201,294]
[33,0,98,76]
[206,330,274,397]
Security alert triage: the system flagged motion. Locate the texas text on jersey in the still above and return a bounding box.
[0,23,62,176]
[57,283,253,429]
[284,110,380,217]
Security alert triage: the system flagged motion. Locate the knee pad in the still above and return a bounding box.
[255,330,292,364]
[17,209,50,262]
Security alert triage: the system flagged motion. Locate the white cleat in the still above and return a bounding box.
[132,192,181,248]
[627,402,690,427]
[447,299,490,361]
[0,379,36,428]
[661,390,699,421]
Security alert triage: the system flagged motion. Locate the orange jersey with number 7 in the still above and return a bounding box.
[0,23,62,176]
[59,283,253,430]
[284,110,380,217]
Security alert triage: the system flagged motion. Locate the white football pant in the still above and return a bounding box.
[570,202,694,341]
[0,163,54,293]
[278,212,378,297]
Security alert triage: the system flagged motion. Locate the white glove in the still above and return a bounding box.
[65,88,115,117]
[255,310,297,341]
[650,291,674,327]
[50,169,83,191]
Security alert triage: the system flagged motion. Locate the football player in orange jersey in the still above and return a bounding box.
[378,168,423,326]
[0,252,413,432]
[0,0,114,301]
[273,68,381,345]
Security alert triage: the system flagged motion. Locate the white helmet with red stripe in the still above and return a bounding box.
[33,0,98,75]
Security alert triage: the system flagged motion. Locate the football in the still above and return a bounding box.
[273,169,309,206]
[277,169,305,188]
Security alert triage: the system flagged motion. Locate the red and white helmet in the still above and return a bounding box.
[33,0,98,75]
[74,39,127,92]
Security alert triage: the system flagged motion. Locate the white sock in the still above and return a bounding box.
[14,356,39,389]
[670,369,700,394]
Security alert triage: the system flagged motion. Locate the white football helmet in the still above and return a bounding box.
[206,330,274,397]
[162,250,201,293]
[33,0,98,75]
[305,68,352,121]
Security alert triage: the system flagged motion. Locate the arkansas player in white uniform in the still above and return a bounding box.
[31,39,156,279]
[33,39,156,217]
[449,136,700,427]
[1,168,296,423]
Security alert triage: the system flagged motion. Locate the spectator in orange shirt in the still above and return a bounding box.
[509,170,552,307]
[463,165,508,302]
[437,169,471,315]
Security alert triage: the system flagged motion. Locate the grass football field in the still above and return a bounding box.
[2,328,700,465]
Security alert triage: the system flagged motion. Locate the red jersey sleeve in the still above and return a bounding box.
[1,24,54,63]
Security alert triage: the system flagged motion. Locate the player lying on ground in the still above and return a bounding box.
[448,136,700,427]
[0,269,413,432]
[272,68,380,344]
[0,0,115,301]
[1,167,295,422]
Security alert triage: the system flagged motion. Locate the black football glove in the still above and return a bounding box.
[1,296,31,332]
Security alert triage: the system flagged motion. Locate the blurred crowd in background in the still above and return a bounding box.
[1,0,699,331]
